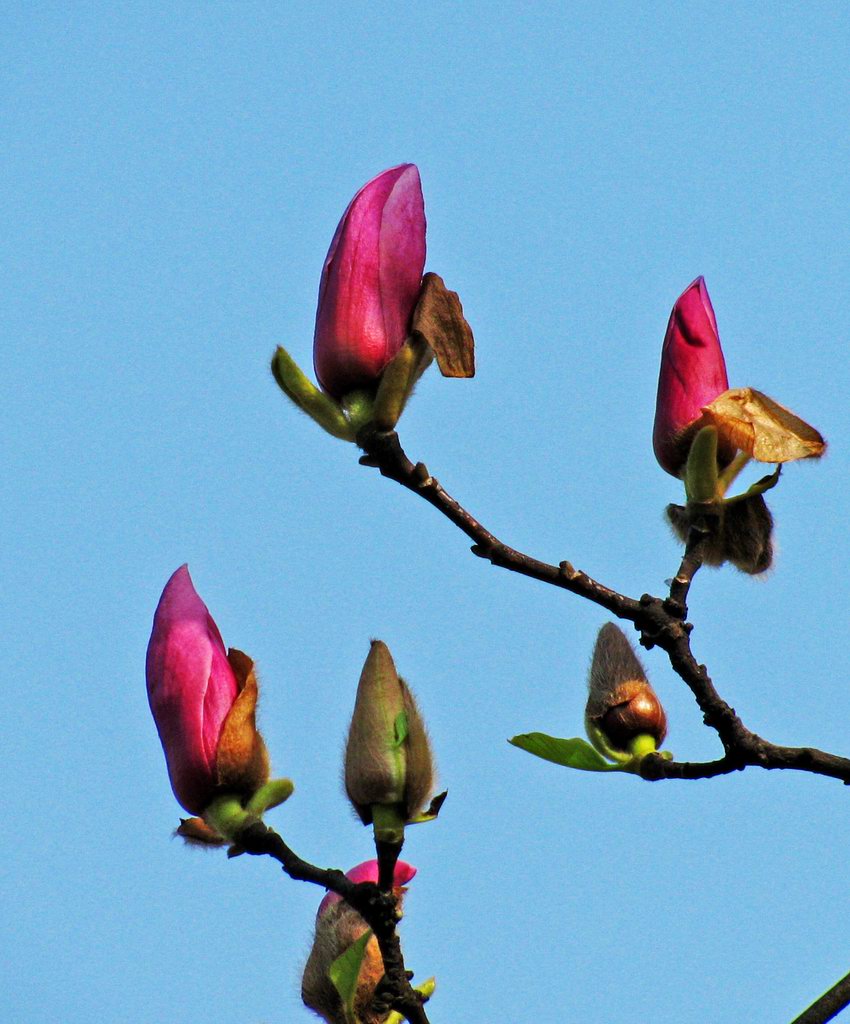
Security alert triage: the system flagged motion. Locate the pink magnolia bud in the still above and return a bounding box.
[317,859,417,919]
[146,565,269,815]
[313,164,426,400]
[303,860,416,1024]
[653,277,734,477]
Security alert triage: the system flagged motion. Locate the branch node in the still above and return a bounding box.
[412,462,432,486]
[662,596,687,620]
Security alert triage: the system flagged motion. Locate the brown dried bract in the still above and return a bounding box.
[411,272,475,378]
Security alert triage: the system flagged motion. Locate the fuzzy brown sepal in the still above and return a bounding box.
[399,680,434,821]
[214,649,270,798]
[667,494,773,575]
[175,817,227,847]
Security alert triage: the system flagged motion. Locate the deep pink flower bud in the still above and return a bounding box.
[313,164,426,399]
[317,859,416,919]
[303,859,417,1023]
[146,566,265,815]
[653,277,733,477]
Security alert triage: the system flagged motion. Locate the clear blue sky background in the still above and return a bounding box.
[3,4,849,1023]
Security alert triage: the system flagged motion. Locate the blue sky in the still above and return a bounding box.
[3,4,849,1022]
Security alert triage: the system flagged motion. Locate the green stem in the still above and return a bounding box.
[629,734,658,759]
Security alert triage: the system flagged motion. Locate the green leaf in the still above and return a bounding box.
[329,930,373,1024]
[393,711,409,747]
[508,733,627,772]
[271,346,356,442]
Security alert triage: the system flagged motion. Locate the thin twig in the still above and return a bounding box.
[666,518,715,619]
[357,425,850,785]
[790,968,850,1024]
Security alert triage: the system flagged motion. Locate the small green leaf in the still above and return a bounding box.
[393,711,409,747]
[384,976,436,1023]
[415,976,436,1000]
[244,777,294,817]
[509,733,627,772]
[271,346,356,442]
[407,790,448,825]
[329,930,373,1024]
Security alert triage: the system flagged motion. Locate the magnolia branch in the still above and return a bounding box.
[357,425,850,787]
[790,968,850,1024]
[237,822,430,1024]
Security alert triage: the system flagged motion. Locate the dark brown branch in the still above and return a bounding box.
[666,518,716,619]
[790,967,850,1024]
[358,426,642,620]
[237,822,430,1024]
[357,425,850,786]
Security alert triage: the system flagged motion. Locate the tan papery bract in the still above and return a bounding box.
[700,387,825,463]
[410,272,476,378]
[214,648,270,796]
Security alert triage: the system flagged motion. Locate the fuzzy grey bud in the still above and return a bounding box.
[344,640,435,825]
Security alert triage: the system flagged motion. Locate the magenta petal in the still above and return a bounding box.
[313,164,426,398]
[146,565,239,814]
[317,859,417,918]
[652,277,730,476]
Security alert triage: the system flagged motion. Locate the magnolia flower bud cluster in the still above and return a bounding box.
[653,277,824,575]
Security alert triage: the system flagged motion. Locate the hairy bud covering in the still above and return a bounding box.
[667,494,774,575]
[585,623,667,759]
[344,640,435,825]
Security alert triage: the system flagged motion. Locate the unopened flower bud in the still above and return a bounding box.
[653,277,736,478]
[146,565,270,819]
[585,623,667,761]
[344,641,435,828]
[313,164,426,401]
[302,860,416,1024]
